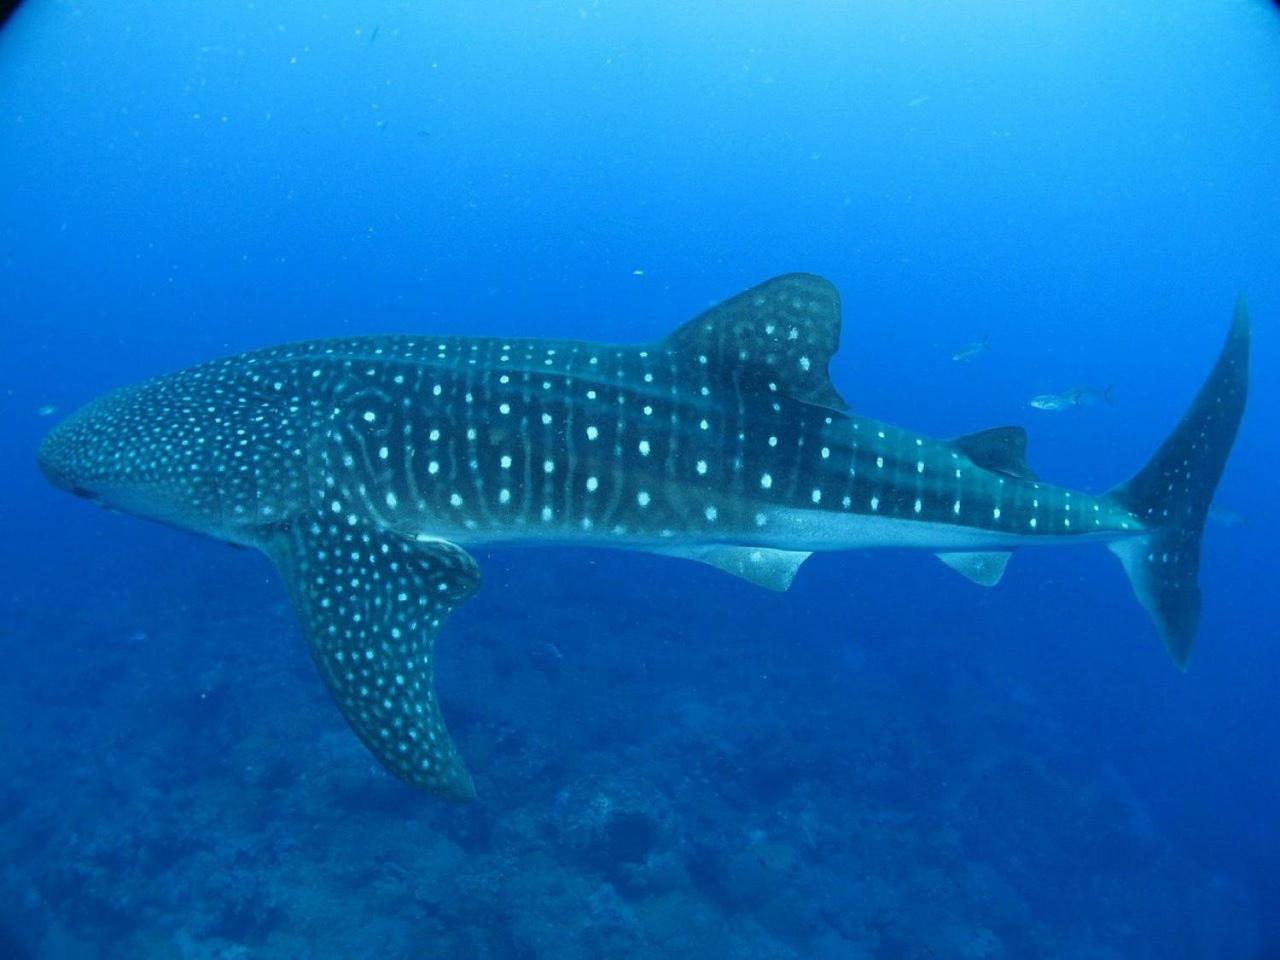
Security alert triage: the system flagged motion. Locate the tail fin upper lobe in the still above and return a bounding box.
[1107,296,1250,668]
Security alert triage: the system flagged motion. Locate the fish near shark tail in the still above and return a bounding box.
[1105,296,1249,669]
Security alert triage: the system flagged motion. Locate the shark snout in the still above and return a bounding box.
[37,401,118,504]
[37,382,150,502]
[37,418,87,494]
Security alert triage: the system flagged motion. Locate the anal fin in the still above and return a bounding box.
[936,551,1012,587]
[266,512,481,801]
[651,545,811,591]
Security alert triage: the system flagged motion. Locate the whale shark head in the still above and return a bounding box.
[38,382,188,518]
[38,362,319,541]
[36,412,97,502]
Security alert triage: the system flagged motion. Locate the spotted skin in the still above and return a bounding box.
[267,517,479,800]
[37,275,1249,798]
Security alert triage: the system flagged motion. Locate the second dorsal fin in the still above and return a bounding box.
[952,426,1038,480]
[663,273,848,411]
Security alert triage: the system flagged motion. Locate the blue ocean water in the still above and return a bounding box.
[1,1,1278,957]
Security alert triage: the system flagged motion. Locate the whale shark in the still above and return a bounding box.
[38,275,1249,800]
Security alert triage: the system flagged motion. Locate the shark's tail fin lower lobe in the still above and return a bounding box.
[1106,296,1250,668]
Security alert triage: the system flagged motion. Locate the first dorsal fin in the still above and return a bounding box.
[952,426,1038,480]
[664,273,848,411]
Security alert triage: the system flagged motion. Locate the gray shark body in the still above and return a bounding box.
[38,275,1250,800]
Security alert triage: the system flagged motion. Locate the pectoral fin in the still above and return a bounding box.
[936,550,1012,587]
[651,545,811,591]
[266,512,481,801]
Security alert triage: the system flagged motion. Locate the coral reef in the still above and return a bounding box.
[0,550,1263,958]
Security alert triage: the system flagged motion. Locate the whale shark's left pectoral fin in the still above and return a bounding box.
[265,513,481,801]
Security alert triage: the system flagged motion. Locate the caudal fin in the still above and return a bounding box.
[1106,296,1249,668]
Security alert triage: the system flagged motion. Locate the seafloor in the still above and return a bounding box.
[0,540,1258,960]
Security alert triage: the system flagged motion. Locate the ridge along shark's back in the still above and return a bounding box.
[37,275,1249,800]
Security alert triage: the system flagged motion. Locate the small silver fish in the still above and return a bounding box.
[1029,384,1115,411]
[1029,393,1073,411]
[37,404,58,417]
[951,337,988,363]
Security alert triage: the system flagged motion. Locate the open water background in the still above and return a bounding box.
[1,3,1277,958]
